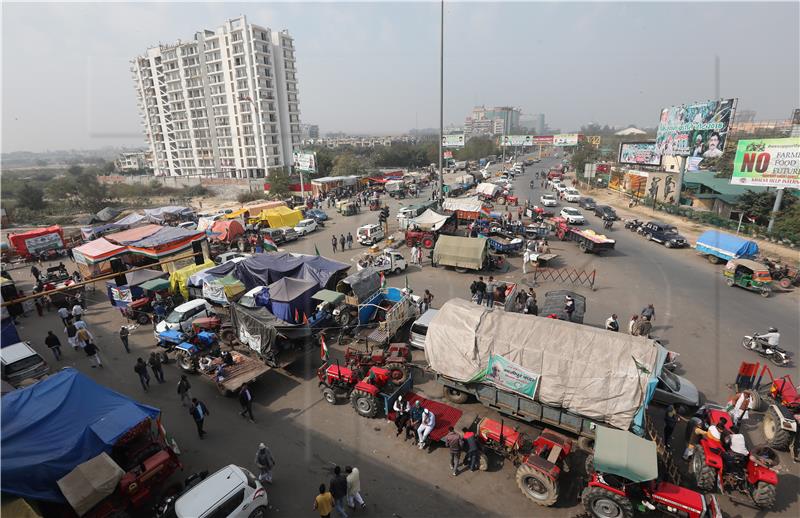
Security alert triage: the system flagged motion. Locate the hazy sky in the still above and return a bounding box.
[2,1,798,152]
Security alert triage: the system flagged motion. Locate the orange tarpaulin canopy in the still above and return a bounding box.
[210,220,245,243]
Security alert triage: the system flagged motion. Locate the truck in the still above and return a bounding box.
[424,299,665,450]
[357,249,408,274]
[433,235,501,273]
[549,217,616,254]
[695,229,759,264]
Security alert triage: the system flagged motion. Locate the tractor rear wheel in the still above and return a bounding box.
[422,237,434,249]
[478,452,489,472]
[779,277,793,289]
[516,463,558,507]
[351,389,379,418]
[137,313,150,325]
[762,406,791,450]
[177,351,197,373]
[385,362,409,386]
[584,454,595,475]
[690,448,717,492]
[321,387,338,405]
[746,389,767,411]
[443,386,469,404]
[751,481,777,510]
[581,486,633,518]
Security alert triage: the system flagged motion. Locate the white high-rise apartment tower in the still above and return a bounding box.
[132,16,300,177]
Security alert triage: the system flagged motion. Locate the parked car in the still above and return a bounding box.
[1,342,50,388]
[155,299,214,336]
[564,188,581,202]
[579,197,597,210]
[547,178,562,188]
[357,224,385,246]
[652,368,701,409]
[555,183,568,194]
[410,309,438,349]
[294,218,318,236]
[178,221,198,231]
[173,464,268,518]
[305,208,329,222]
[641,221,689,248]
[276,227,299,242]
[559,207,586,225]
[214,251,251,265]
[540,194,558,207]
[593,205,618,220]
[260,228,286,245]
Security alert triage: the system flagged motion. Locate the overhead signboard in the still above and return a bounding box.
[588,136,601,148]
[442,134,465,148]
[584,163,597,179]
[500,135,536,147]
[655,98,736,157]
[443,150,453,159]
[618,142,662,166]
[292,152,317,173]
[532,135,554,144]
[731,137,800,188]
[553,134,579,146]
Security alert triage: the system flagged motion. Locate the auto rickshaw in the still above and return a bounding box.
[723,258,773,297]
[342,202,360,216]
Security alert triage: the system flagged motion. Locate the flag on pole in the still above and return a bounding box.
[295,308,300,323]
[314,244,321,256]
[303,312,308,324]
[320,334,328,361]
[263,237,278,252]
[380,271,386,288]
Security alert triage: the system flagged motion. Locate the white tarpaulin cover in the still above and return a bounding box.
[424,299,660,430]
[475,183,500,196]
[411,209,450,231]
[443,196,482,213]
[57,453,124,516]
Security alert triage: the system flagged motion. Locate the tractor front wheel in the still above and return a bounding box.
[321,386,338,405]
[762,406,791,450]
[581,486,634,518]
[385,362,409,386]
[177,351,198,373]
[751,481,777,510]
[516,463,558,507]
[351,389,379,418]
[690,448,717,492]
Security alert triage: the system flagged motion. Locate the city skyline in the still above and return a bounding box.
[2,2,798,152]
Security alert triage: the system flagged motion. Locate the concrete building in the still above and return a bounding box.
[115,151,150,172]
[464,105,521,137]
[300,124,319,140]
[132,16,301,178]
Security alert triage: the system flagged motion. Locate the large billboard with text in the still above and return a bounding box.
[655,99,736,157]
[501,135,535,147]
[731,137,800,188]
[553,134,579,146]
[292,152,317,173]
[442,134,466,148]
[618,142,661,166]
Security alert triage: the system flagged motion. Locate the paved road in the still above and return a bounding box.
[7,158,799,518]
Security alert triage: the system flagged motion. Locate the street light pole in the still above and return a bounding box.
[438,0,444,205]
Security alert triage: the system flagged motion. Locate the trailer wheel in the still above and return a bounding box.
[577,436,595,453]
[690,448,717,492]
[443,386,469,404]
[579,241,588,253]
[581,486,633,518]
[177,351,198,373]
[137,314,150,325]
[478,452,490,472]
[516,463,558,507]
[752,481,777,510]
[220,328,235,345]
[321,387,338,405]
[706,254,721,265]
[351,389,379,418]
[385,362,409,386]
[422,237,435,249]
[763,406,791,450]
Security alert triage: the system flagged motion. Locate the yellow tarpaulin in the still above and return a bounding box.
[258,206,303,228]
[224,208,250,220]
[170,259,215,299]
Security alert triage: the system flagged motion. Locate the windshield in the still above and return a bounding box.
[165,309,188,324]
[5,355,43,375]
[660,369,680,392]
[564,209,580,215]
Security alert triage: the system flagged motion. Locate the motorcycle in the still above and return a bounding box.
[602,218,613,230]
[624,218,642,232]
[741,334,791,366]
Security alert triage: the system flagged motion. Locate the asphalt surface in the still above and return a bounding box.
[6,155,799,518]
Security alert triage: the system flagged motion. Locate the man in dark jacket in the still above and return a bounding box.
[443,427,463,476]
[45,331,62,361]
[329,465,349,518]
[463,427,481,471]
[134,358,150,391]
[239,382,255,423]
[190,398,209,438]
[148,352,165,383]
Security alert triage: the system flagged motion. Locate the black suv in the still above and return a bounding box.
[593,205,618,220]
[579,197,597,210]
[641,221,688,248]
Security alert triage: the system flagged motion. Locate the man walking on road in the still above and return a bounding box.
[255,442,275,483]
[641,304,656,322]
[239,382,255,423]
[443,427,463,476]
[346,232,353,249]
[473,276,487,305]
[148,352,165,383]
[522,248,530,275]
[410,245,418,266]
[329,466,349,518]
[45,331,62,361]
[314,485,335,518]
[331,235,338,253]
[119,326,130,353]
[190,398,209,438]
[58,306,71,326]
[83,341,102,368]
[177,375,192,406]
[345,466,366,510]
[339,234,346,252]
[134,358,150,391]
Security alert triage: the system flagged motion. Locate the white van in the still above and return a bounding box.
[155,299,213,336]
[357,224,385,246]
[174,464,268,518]
[1,342,50,387]
[409,309,438,349]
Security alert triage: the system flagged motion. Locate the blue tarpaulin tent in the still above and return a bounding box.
[232,253,349,291]
[262,277,318,322]
[1,368,160,502]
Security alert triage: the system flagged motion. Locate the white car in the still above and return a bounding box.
[214,251,251,265]
[155,299,213,336]
[540,194,558,207]
[547,178,562,188]
[294,218,318,236]
[174,464,268,518]
[564,189,581,202]
[555,183,568,194]
[560,207,586,225]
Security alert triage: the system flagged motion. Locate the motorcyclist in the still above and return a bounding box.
[755,327,780,352]
[603,216,613,229]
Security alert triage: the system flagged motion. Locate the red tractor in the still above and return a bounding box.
[405,229,437,249]
[475,417,573,507]
[583,427,722,518]
[317,363,407,418]
[686,406,779,510]
[344,342,411,386]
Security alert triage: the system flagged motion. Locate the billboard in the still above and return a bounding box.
[483,354,540,399]
[731,137,800,188]
[532,135,554,144]
[442,134,465,148]
[553,134,579,146]
[292,152,317,173]
[500,135,536,147]
[618,142,662,166]
[655,98,736,157]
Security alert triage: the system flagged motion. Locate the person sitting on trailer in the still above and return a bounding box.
[392,395,410,437]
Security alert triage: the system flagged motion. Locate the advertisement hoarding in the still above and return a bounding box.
[553,134,579,146]
[442,134,465,148]
[24,233,63,255]
[655,98,736,157]
[731,137,800,188]
[532,135,554,144]
[618,142,662,166]
[292,152,317,173]
[482,354,540,399]
[443,150,453,159]
[500,135,536,147]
